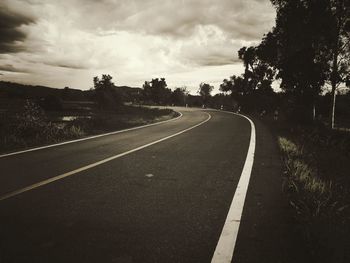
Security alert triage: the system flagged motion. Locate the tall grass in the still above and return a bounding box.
[278,135,349,262]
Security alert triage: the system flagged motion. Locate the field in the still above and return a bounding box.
[0,99,178,155]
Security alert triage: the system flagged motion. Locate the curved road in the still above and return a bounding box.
[0,108,253,263]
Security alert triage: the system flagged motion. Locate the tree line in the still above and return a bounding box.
[220,0,349,125]
[92,74,219,109]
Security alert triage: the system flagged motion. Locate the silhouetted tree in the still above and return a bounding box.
[93,74,114,91]
[171,87,188,106]
[238,47,256,95]
[264,0,350,124]
[210,93,237,110]
[220,78,233,94]
[258,0,335,121]
[187,94,202,107]
[93,74,122,110]
[142,78,172,105]
[198,83,213,105]
[238,46,275,95]
[220,47,276,113]
[325,0,350,128]
[220,75,246,98]
[238,47,256,72]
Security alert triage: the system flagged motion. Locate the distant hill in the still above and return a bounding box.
[0,81,86,100]
[0,81,142,102]
[114,86,142,102]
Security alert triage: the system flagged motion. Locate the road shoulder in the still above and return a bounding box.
[232,117,310,263]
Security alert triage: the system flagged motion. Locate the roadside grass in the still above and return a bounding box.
[0,101,178,154]
[275,122,350,262]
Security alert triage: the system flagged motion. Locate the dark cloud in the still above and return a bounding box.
[182,45,241,67]
[0,64,29,73]
[195,56,238,66]
[44,62,88,70]
[56,64,87,69]
[0,4,35,53]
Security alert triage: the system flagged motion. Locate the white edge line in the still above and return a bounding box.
[0,112,211,202]
[211,110,256,263]
[0,111,183,158]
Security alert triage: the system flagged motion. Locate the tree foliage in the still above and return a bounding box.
[258,0,350,122]
[142,78,172,105]
[198,83,213,104]
[261,1,330,94]
[220,45,276,112]
[93,74,122,110]
[326,0,350,127]
[239,46,275,94]
[171,87,188,106]
[220,75,245,97]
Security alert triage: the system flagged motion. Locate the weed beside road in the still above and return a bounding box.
[0,100,178,155]
[274,121,350,262]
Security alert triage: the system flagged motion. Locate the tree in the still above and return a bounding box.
[93,74,122,110]
[238,46,257,73]
[171,87,188,106]
[239,46,276,94]
[327,0,350,128]
[220,45,276,113]
[258,0,334,121]
[142,78,172,105]
[220,75,245,97]
[94,74,112,90]
[238,46,257,94]
[262,0,350,123]
[198,83,213,105]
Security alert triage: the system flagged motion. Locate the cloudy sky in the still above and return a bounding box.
[0,0,275,93]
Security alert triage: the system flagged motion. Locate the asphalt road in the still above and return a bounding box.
[0,108,252,263]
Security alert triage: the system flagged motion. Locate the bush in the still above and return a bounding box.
[0,100,86,151]
[13,100,47,139]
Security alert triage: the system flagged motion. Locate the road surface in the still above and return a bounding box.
[0,108,297,263]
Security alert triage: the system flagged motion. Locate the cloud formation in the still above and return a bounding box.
[0,0,275,92]
[0,2,35,53]
[0,64,29,73]
[57,0,274,42]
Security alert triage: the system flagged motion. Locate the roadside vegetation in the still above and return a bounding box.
[0,99,177,154]
[275,122,350,262]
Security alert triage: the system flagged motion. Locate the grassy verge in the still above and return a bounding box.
[0,101,178,154]
[271,120,350,262]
